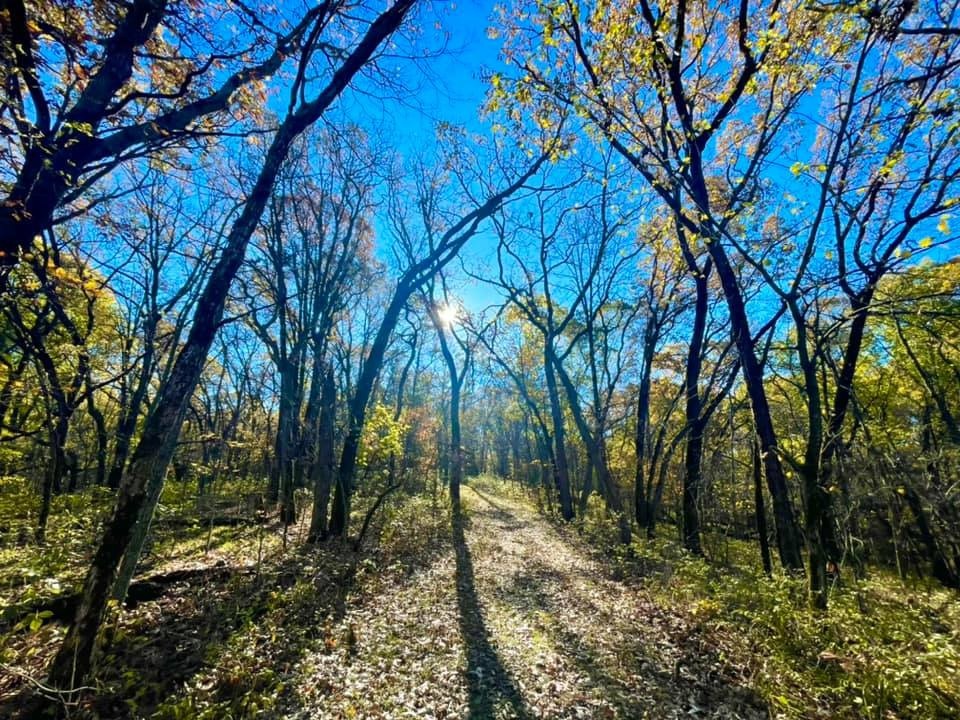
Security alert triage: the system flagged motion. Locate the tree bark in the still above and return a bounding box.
[307,365,337,543]
[46,1,418,690]
[433,312,464,507]
[108,315,158,489]
[705,240,804,572]
[329,288,409,538]
[277,357,300,524]
[543,343,574,521]
[788,300,829,609]
[551,349,628,541]
[634,316,657,527]
[681,272,709,556]
[86,389,108,488]
[753,436,773,576]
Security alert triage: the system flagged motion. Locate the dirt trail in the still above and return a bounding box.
[292,483,766,719]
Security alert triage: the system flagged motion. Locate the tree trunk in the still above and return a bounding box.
[111,477,164,603]
[640,397,678,538]
[551,350,627,541]
[432,302,464,507]
[789,300,829,609]
[578,457,594,514]
[634,318,657,527]
[753,436,773,575]
[705,240,803,572]
[298,340,328,490]
[108,319,157,490]
[543,344,574,521]
[277,358,299,524]
[308,365,336,543]
[87,390,108,487]
[902,482,959,589]
[681,273,709,556]
[46,2,417,688]
[37,412,70,542]
[448,380,462,507]
[329,288,409,538]
[682,420,705,556]
[819,290,873,564]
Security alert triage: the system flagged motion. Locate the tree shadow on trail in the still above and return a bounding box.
[487,546,768,719]
[452,502,531,720]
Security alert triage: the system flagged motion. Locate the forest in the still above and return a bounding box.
[0,0,958,717]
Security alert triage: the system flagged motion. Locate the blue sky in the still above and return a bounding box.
[339,0,520,315]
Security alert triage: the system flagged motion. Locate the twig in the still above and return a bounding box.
[0,661,95,705]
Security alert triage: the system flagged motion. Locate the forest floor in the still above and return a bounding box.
[1,476,958,719]
[281,483,765,720]
[1,480,763,720]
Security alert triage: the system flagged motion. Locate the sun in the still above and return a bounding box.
[436,303,458,327]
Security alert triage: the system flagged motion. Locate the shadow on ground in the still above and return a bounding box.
[465,486,769,719]
[1,505,447,720]
[1,544,358,720]
[452,501,531,720]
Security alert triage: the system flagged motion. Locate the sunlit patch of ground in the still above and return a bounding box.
[288,484,765,719]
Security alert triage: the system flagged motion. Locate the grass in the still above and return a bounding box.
[571,488,960,719]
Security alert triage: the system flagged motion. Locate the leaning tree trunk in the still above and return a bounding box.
[46,1,418,689]
[111,476,164,602]
[328,288,409,538]
[704,239,804,572]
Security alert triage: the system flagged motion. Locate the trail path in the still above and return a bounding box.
[293,484,766,719]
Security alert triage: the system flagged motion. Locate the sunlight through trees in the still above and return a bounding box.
[1,0,959,717]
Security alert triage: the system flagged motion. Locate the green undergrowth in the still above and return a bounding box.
[572,491,960,719]
[1,483,451,718]
[0,476,114,611]
[0,476,274,619]
[467,474,532,503]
